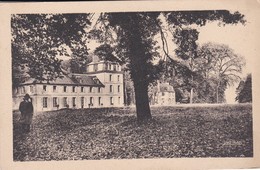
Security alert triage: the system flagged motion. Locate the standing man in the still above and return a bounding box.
[19,94,34,132]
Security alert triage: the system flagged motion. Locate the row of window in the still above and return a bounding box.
[88,63,121,72]
[16,84,122,95]
[43,85,121,93]
[16,86,33,94]
[44,86,103,93]
[42,96,121,108]
[109,74,121,82]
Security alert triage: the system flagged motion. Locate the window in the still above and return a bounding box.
[14,88,18,94]
[30,86,34,93]
[53,97,58,107]
[79,79,83,83]
[104,63,108,70]
[110,97,113,105]
[43,85,47,91]
[81,97,84,108]
[118,85,120,93]
[89,87,93,93]
[108,63,111,70]
[117,75,120,82]
[113,64,117,71]
[162,92,165,96]
[21,87,25,94]
[98,87,101,93]
[90,97,93,105]
[81,87,84,93]
[72,97,76,107]
[93,77,99,84]
[118,97,120,105]
[98,97,102,106]
[109,74,112,82]
[53,86,56,92]
[110,85,113,93]
[94,64,98,71]
[72,86,76,93]
[63,97,67,107]
[63,86,67,92]
[43,97,48,108]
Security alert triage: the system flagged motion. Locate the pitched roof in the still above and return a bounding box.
[158,83,175,92]
[71,74,104,87]
[20,74,104,87]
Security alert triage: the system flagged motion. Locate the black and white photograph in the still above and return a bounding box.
[0,1,260,170]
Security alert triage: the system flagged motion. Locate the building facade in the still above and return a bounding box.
[12,60,124,112]
[157,82,176,105]
[150,82,176,106]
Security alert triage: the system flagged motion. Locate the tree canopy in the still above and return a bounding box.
[236,74,252,103]
[11,14,92,86]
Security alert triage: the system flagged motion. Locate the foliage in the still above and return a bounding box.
[13,104,252,161]
[196,43,245,103]
[94,44,122,64]
[70,54,92,74]
[236,74,252,103]
[165,10,245,27]
[167,42,245,104]
[123,70,135,106]
[11,14,91,86]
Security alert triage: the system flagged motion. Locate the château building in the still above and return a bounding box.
[150,82,176,106]
[157,82,176,105]
[12,59,124,112]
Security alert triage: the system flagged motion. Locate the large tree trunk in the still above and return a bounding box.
[124,14,153,122]
[134,81,152,122]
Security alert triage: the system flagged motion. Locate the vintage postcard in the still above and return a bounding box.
[0,1,260,170]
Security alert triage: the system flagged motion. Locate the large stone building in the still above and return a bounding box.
[12,59,124,112]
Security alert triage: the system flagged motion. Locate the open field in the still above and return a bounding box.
[13,104,253,161]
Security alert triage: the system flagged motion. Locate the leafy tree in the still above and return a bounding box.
[11,14,91,86]
[236,74,252,103]
[196,43,245,103]
[70,51,92,74]
[174,88,184,103]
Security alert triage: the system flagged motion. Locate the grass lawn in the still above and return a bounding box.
[13,104,253,161]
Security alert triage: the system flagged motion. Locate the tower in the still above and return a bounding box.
[85,58,124,107]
